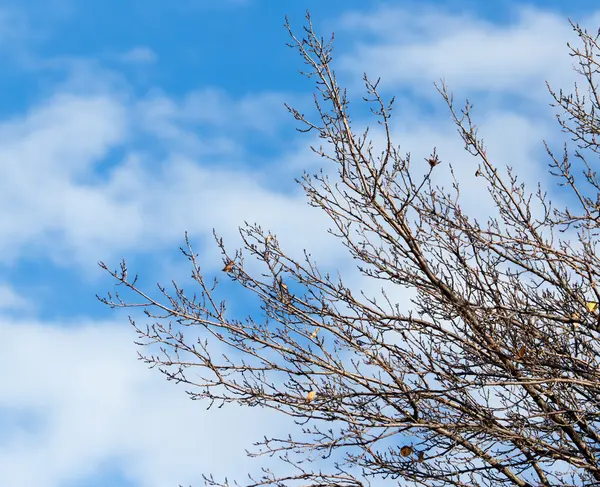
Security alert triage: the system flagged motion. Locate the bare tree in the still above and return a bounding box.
[99,14,600,487]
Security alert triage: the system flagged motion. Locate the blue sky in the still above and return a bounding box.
[1,1,599,486]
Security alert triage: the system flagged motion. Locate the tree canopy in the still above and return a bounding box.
[99,13,600,487]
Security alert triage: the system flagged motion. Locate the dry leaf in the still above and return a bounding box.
[266,235,273,245]
[400,445,413,457]
[310,327,320,339]
[571,312,581,321]
[417,451,425,462]
[475,169,481,177]
[587,301,599,313]
[515,345,526,360]
[222,261,234,272]
[427,153,441,168]
[306,391,317,402]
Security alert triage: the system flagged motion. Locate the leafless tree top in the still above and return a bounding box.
[99,13,600,487]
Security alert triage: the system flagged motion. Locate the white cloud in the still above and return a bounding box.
[0,283,29,310]
[137,87,301,138]
[0,92,129,266]
[118,47,157,65]
[336,5,593,100]
[0,318,289,487]
[0,79,344,273]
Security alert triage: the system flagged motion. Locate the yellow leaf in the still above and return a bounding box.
[400,445,413,457]
[280,282,291,303]
[587,302,599,313]
[306,391,317,402]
